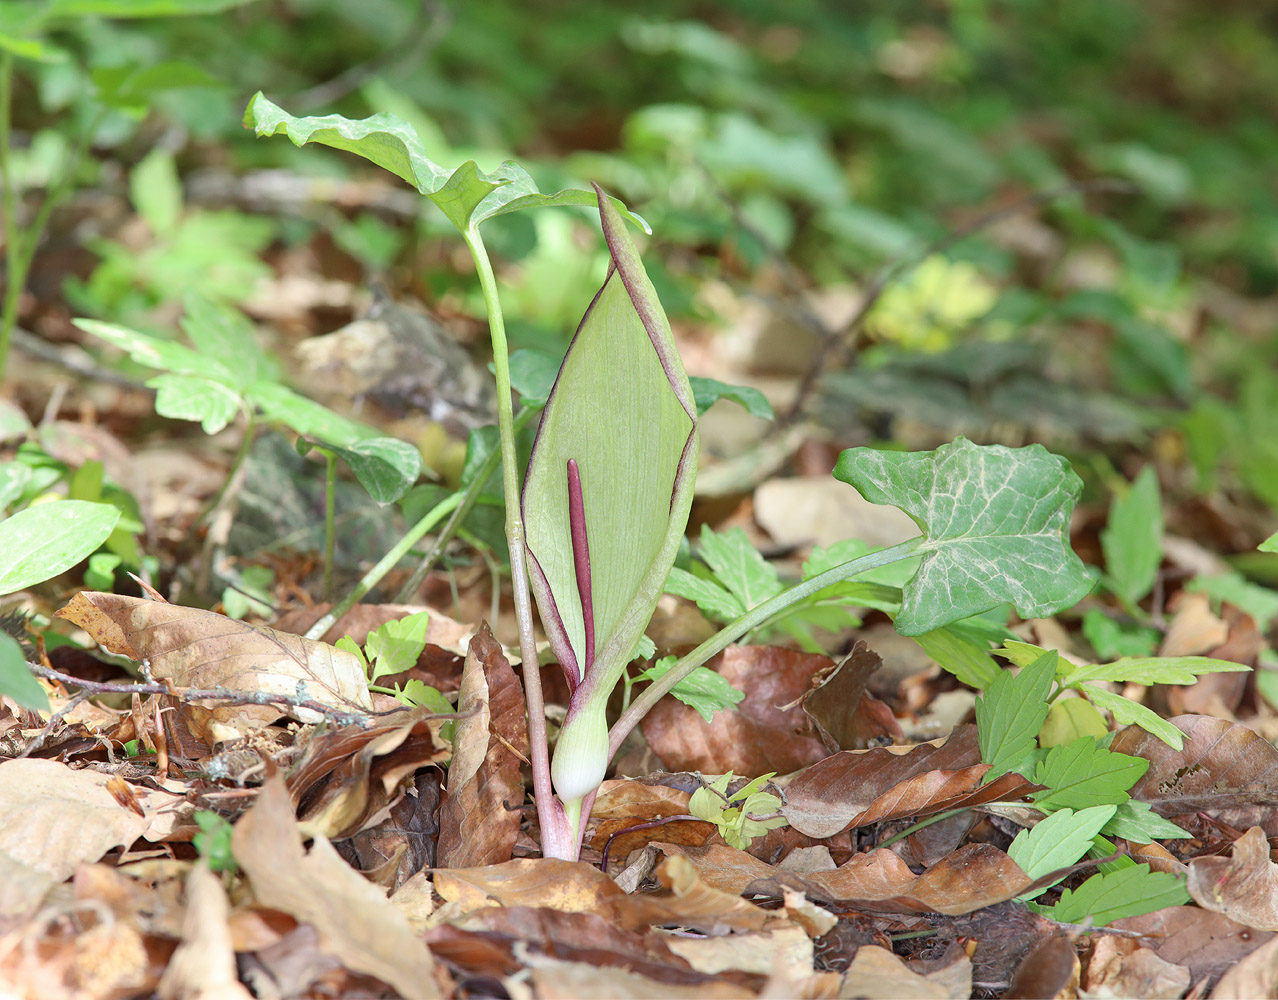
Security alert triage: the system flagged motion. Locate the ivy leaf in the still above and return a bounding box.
[688,377,774,419]
[1101,465,1163,606]
[1030,865,1189,926]
[1008,805,1118,899]
[1030,737,1148,810]
[976,649,1057,780]
[637,655,743,723]
[243,94,647,235]
[833,438,1093,635]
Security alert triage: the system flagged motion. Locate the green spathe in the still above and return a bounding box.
[523,187,697,805]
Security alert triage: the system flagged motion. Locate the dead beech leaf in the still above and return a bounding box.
[289,707,447,841]
[56,593,372,734]
[525,960,749,1000]
[645,854,783,934]
[0,759,150,887]
[437,624,528,868]
[1159,591,1229,657]
[587,779,713,860]
[1209,934,1278,1000]
[1188,826,1278,930]
[1005,934,1078,1000]
[655,841,1033,916]
[1110,906,1273,983]
[1112,715,1278,815]
[839,945,953,1000]
[802,640,902,752]
[782,725,1035,839]
[1159,605,1260,718]
[641,645,835,775]
[1084,935,1190,1000]
[231,772,443,998]
[432,858,636,926]
[665,924,812,976]
[156,861,251,1000]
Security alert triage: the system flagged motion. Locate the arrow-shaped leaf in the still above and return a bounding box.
[834,438,1092,635]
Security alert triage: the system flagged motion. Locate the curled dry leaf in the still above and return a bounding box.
[437,624,528,869]
[1188,826,1278,931]
[1112,715,1278,815]
[665,924,812,977]
[839,945,960,1000]
[156,861,252,1000]
[289,707,448,841]
[1084,935,1191,1000]
[1005,934,1079,1000]
[801,640,903,752]
[640,645,840,775]
[231,772,444,998]
[57,593,372,738]
[782,725,1036,839]
[654,841,1033,916]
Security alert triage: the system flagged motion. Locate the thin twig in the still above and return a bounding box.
[600,813,701,874]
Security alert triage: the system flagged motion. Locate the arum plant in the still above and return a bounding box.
[244,94,1097,862]
[522,193,698,851]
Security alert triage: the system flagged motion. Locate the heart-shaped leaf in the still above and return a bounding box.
[834,438,1092,635]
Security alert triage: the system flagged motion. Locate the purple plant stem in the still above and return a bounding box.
[566,458,595,676]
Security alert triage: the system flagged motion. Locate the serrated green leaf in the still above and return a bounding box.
[1082,608,1160,659]
[664,566,743,622]
[1030,737,1148,810]
[366,611,431,683]
[243,94,647,235]
[0,633,49,712]
[1008,805,1118,899]
[833,439,1092,635]
[913,623,1002,689]
[688,377,774,419]
[1060,656,1251,687]
[1101,466,1163,606]
[1101,800,1190,842]
[1031,865,1189,925]
[977,649,1057,780]
[697,525,783,611]
[329,437,423,505]
[1076,685,1185,750]
[180,295,275,389]
[246,383,374,447]
[147,374,241,434]
[637,655,743,722]
[0,500,121,595]
[74,318,226,379]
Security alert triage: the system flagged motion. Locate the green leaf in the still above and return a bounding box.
[365,611,431,683]
[1101,466,1163,606]
[328,438,423,506]
[47,0,259,15]
[664,566,743,622]
[976,649,1056,780]
[1082,608,1160,659]
[246,383,374,447]
[1261,532,1278,554]
[1186,572,1278,630]
[1008,805,1118,899]
[192,810,237,874]
[688,377,774,420]
[0,633,49,712]
[507,349,562,408]
[1030,737,1148,810]
[334,635,368,672]
[393,679,452,714]
[146,374,241,434]
[243,94,647,235]
[637,655,743,723]
[696,525,783,611]
[1101,800,1190,842]
[92,60,219,115]
[913,623,1001,689]
[1076,685,1185,750]
[180,295,275,389]
[0,463,31,511]
[130,148,183,239]
[0,500,121,595]
[523,188,697,697]
[74,319,225,378]
[1031,865,1189,926]
[1038,697,1109,747]
[833,439,1092,636]
[1060,656,1251,687]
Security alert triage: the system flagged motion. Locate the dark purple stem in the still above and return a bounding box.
[567,458,595,676]
[599,813,701,873]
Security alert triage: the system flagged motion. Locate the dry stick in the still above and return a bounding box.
[779,177,1139,426]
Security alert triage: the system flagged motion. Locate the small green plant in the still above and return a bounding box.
[192,810,237,874]
[688,772,786,850]
[975,644,1249,924]
[334,610,450,715]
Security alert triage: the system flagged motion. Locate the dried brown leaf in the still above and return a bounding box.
[1112,715,1278,815]
[1188,826,1278,931]
[524,960,751,1000]
[642,646,834,774]
[432,858,637,925]
[666,924,812,976]
[587,778,713,859]
[655,841,1032,915]
[1004,934,1078,1000]
[1110,906,1273,983]
[56,593,372,737]
[156,861,251,1000]
[838,945,954,1000]
[782,725,1035,838]
[437,624,528,868]
[231,772,444,998]
[802,641,902,752]
[1209,934,1278,1000]
[1084,935,1191,1000]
